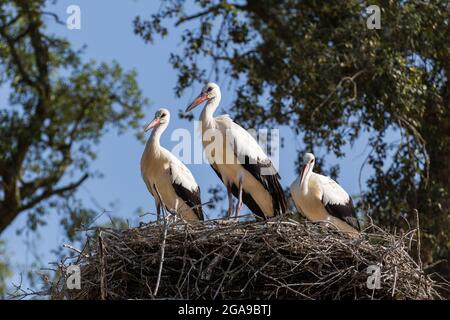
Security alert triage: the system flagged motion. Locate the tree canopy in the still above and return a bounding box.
[0,0,148,240]
[135,0,449,277]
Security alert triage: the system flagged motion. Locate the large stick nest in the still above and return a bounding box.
[53,216,443,300]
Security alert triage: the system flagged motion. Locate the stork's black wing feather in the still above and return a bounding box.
[239,155,288,216]
[324,197,360,231]
[170,168,203,221]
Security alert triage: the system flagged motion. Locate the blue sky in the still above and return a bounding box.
[1,0,380,293]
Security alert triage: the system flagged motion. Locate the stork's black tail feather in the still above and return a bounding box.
[240,157,287,217]
[268,173,288,216]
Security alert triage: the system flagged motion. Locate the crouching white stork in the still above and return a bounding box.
[185,82,287,219]
[141,108,203,222]
[290,153,360,235]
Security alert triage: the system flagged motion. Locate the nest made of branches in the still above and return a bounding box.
[52,216,445,300]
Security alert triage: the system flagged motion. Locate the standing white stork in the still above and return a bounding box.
[290,153,360,234]
[185,82,287,218]
[141,108,203,222]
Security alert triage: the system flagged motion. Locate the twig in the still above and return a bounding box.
[62,244,89,258]
[98,232,106,300]
[213,231,247,299]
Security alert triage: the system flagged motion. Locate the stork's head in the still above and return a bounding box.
[144,108,170,132]
[300,153,315,184]
[302,153,315,166]
[185,82,221,112]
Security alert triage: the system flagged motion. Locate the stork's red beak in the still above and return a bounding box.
[185,92,209,112]
[144,118,160,132]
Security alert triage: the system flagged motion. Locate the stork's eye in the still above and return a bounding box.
[207,87,213,92]
[161,113,166,118]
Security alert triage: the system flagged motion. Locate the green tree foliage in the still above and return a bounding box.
[135,0,449,276]
[0,0,148,238]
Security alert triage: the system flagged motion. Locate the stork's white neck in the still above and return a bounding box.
[300,164,313,195]
[148,122,168,150]
[200,94,221,123]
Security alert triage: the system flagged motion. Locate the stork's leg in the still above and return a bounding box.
[171,199,179,224]
[235,176,243,218]
[156,201,161,224]
[226,184,233,218]
[167,207,178,224]
[153,184,162,224]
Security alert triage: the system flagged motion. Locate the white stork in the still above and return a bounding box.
[290,153,360,235]
[140,108,203,222]
[185,82,287,218]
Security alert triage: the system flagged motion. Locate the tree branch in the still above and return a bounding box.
[0,27,36,88]
[175,5,222,26]
[40,10,65,26]
[0,174,88,234]
[18,173,89,213]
